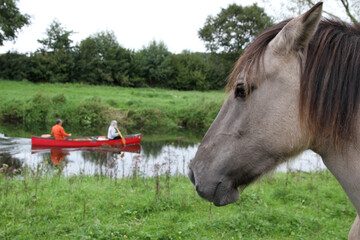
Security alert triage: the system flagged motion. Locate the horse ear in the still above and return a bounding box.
[270,2,323,53]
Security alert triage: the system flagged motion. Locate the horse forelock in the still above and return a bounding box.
[228,18,360,151]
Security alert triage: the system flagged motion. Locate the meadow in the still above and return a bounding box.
[0,79,226,136]
[0,79,357,240]
[0,168,355,240]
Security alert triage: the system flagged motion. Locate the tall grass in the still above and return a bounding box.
[0,168,355,239]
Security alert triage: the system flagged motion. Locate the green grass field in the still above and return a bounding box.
[0,170,356,239]
[0,79,226,112]
[0,79,227,136]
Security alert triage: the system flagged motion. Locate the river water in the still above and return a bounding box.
[0,133,326,178]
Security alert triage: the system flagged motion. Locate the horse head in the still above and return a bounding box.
[188,2,323,206]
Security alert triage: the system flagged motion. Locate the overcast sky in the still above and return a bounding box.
[0,0,346,54]
[0,0,274,54]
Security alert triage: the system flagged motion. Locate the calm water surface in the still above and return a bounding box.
[0,133,326,177]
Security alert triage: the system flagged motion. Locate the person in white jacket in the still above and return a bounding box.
[107,120,121,139]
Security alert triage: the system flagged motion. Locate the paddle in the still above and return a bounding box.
[115,127,126,145]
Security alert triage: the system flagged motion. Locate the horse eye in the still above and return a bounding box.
[235,83,247,98]
[235,83,256,99]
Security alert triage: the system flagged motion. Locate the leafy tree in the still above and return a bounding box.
[126,50,146,87]
[26,53,53,82]
[168,51,211,91]
[75,31,144,86]
[0,0,30,46]
[138,40,173,87]
[0,51,28,80]
[30,20,76,83]
[75,31,117,84]
[198,3,273,62]
[204,53,232,89]
[38,20,74,52]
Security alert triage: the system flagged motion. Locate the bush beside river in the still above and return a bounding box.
[0,79,226,136]
[0,170,355,239]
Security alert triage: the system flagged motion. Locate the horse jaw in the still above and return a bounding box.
[188,122,280,206]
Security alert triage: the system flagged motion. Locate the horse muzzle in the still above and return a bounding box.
[188,167,239,206]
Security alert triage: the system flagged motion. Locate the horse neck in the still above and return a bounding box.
[319,142,360,215]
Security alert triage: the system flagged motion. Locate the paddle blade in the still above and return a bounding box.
[116,127,126,145]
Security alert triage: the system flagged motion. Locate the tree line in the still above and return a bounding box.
[0,32,227,90]
[0,2,275,90]
[1,0,359,90]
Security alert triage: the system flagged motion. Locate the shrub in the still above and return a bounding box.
[0,52,29,81]
[72,97,109,128]
[52,93,67,104]
[0,100,25,122]
[177,100,221,128]
[106,99,118,107]
[125,109,175,131]
[25,92,51,124]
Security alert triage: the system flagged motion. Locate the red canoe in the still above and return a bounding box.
[31,134,142,147]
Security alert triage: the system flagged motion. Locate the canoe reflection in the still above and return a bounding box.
[50,148,69,165]
[31,144,141,154]
[31,144,141,165]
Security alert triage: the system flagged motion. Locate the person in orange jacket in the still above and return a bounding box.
[51,119,71,140]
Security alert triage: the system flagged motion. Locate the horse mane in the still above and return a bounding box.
[228,18,360,150]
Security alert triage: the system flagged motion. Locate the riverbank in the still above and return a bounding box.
[0,79,226,136]
[0,170,355,239]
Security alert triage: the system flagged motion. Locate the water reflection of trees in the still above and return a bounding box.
[141,140,198,158]
[0,136,24,170]
[0,152,22,170]
[81,150,124,165]
[81,150,123,177]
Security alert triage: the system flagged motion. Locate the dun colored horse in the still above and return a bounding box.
[188,2,360,239]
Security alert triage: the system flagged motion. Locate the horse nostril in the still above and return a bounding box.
[188,168,195,185]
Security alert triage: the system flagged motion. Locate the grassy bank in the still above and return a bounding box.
[0,170,355,239]
[0,79,226,136]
